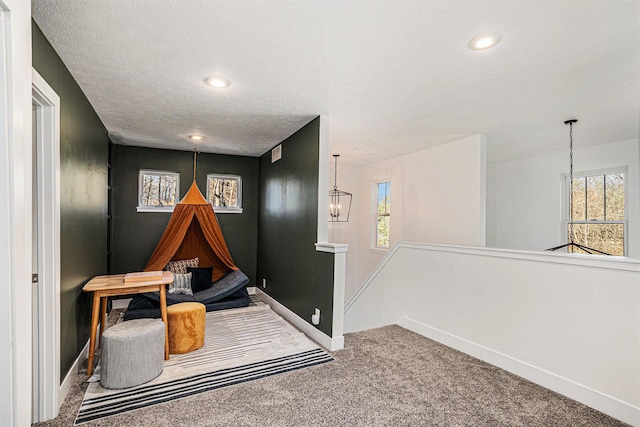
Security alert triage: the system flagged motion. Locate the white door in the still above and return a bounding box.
[32,103,40,423]
[32,69,61,422]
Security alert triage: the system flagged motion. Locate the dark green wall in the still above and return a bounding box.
[32,22,109,379]
[33,19,333,379]
[111,145,259,284]
[257,117,335,336]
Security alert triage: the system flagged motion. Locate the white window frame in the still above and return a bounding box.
[137,169,180,212]
[372,180,391,251]
[562,166,628,256]
[206,173,243,214]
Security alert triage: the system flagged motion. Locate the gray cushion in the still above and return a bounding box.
[166,293,197,304]
[195,270,249,305]
[140,290,196,305]
[143,270,248,304]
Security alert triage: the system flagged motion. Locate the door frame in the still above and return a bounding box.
[0,0,34,424]
[31,68,61,422]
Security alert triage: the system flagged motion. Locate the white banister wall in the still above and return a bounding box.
[344,242,640,425]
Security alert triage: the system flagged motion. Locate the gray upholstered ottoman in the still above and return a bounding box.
[100,318,165,389]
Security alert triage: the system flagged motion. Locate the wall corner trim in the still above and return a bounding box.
[255,288,344,351]
[315,242,347,338]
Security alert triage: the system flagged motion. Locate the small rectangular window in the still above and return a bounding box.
[207,174,243,213]
[137,170,180,212]
[565,170,626,256]
[374,181,391,249]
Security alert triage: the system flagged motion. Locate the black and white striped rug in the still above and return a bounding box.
[75,304,333,425]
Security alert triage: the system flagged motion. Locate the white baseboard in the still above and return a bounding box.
[255,288,344,351]
[400,316,639,426]
[59,337,90,410]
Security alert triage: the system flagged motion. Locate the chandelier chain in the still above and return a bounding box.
[568,121,575,244]
[193,146,198,182]
[333,154,339,190]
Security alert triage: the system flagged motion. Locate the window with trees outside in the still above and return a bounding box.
[565,170,626,256]
[375,181,391,249]
[137,170,180,212]
[207,174,242,213]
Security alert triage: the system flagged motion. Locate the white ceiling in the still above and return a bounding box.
[32,0,640,165]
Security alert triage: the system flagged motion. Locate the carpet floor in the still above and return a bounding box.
[34,310,628,427]
[75,305,332,424]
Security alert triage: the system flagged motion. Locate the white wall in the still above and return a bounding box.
[491,139,640,257]
[344,242,640,426]
[330,134,487,300]
[485,160,498,247]
[328,163,381,301]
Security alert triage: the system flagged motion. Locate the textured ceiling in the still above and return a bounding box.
[32,0,640,165]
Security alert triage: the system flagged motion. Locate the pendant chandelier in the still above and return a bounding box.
[328,154,352,222]
[546,119,610,255]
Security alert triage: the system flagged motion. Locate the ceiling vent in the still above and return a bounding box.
[271,145,282,163]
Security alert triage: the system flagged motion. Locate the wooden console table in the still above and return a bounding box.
[82,271,174,376]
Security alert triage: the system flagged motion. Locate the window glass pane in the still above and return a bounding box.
[207,175,241,209]
[586,175,605,220]
[571,177,586,220]
[377,182,390,214]
[605,173,625,220]
[142,174,158,206]
[141,172,177,207]
[568,223,624,256]
[209,179,236,207]
[374,181,390,248]
[376,215,390,248]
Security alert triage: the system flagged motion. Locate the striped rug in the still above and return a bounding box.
[75,304,333,425]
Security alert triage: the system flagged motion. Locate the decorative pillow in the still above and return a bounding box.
[164,257,199,275]
[168,273,193,295]
[187,266,214,293]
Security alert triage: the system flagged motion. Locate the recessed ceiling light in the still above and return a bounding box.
[204,76,231,88]
[468,34,501,50]
[189,134,206,141]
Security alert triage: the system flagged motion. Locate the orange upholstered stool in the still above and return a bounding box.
[167,302,206,354]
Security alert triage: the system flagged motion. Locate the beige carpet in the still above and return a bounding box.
[75,304,332,424]
[36,310,627,427]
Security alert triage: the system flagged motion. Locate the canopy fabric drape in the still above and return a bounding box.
[144,181,238,282]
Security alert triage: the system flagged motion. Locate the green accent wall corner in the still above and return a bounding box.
[257,117,336,336]
[32,20,109,380]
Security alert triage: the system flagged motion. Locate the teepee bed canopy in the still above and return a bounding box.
[124,182,250,320]
[144,181,238,283]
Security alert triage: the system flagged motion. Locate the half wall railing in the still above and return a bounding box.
[344,242,640,426]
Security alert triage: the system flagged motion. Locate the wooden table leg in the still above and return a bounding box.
[87,291,101,376]
[98,296,107,349]
[159,285,169,360]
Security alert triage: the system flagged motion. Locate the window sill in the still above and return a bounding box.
[136,206,175,213]
[213,208,243,214]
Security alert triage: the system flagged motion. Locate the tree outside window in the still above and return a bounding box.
[137,170,179,212]
[207,174,242,213]
[375,181,390,249]
[566,171,625,256]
